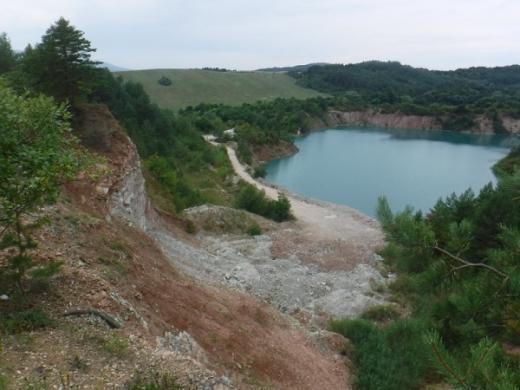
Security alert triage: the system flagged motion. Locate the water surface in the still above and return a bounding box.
[265,127,516,217]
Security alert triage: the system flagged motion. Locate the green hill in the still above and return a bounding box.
[115,69,326,111]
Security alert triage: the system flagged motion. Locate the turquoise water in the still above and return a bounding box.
[265,128,517,217]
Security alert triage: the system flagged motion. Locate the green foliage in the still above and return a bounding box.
[253,165,267,178]
[0,84,84,291]
[0,309,52,334]
[182,97,332,151]
[493,146,520,177]
[425,331,520,389]
[20,18,99,103]
[330,318,432,390]
[247,223,262,236]
[128,372,181,390]
[360,304,400,322]
[0,33,16,74]
[236,185,292,222]
[144,155,203,212]
[115,68,325,111]
[292,61,520,121]
[0,374,7,390]
[367,148,520,388]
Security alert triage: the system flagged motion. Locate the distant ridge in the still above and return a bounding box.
[257,63,330,73]
[98,62,131,72]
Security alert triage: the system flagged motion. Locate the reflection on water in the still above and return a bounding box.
[266,127,518,217]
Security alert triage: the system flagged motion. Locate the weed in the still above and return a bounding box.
[70,355,88,372]
[102,335,129,358]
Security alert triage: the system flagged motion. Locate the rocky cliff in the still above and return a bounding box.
[315,109,520,134]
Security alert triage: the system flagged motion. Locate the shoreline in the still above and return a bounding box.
[225,145,383,243]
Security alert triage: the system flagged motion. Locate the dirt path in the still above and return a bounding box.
[225,145,383,245]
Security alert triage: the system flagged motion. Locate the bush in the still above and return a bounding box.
[247,224,262,236]
[253,165,267,178]
[158,76,172,86]
[236,185,292,222]
[330,318,432,390]
[0,309,53,334]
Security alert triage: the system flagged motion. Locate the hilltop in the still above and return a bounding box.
[115,68,326,111]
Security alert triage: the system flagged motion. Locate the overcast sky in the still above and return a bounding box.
[2,0,519,70]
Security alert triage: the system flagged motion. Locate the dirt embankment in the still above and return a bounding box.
[1,104,355,389]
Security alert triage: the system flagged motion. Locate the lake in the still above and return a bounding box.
[265,127,517,217]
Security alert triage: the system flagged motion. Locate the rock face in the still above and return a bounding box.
[318,109,520,134]
[502,116,520,134]
[324,110,441,131]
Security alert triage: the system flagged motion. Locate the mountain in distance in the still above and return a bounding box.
[257,63,331,73]
[98,62,131,72]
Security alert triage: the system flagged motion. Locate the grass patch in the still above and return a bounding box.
[116,69,325,111]
[331,318,433,390]
[0,374,8,390]
[128,372,181,390]
[0,309,52,334]
[102,335,129,358]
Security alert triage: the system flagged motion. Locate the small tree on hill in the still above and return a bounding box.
[22,17,99,103]
[0,84,85,292]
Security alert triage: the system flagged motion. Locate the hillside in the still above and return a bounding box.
[115,69,326,111]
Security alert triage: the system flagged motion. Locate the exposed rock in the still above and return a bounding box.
[319,109,520,134]
[324,110,441,130]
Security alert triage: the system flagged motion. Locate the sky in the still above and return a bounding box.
[2,0,520,70]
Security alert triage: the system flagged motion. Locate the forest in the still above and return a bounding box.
[291,61,520,120]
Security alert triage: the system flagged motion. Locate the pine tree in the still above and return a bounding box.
[22,18,99,103]
[0,32,16,74]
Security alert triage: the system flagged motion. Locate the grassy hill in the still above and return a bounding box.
[115,69,326,111]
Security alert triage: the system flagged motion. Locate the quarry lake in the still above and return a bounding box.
[265,127,517,217]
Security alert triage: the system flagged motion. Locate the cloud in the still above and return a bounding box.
[2,0,519,70]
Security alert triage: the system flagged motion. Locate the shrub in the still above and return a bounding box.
[0,84,85,292]
[157,76,172,86]
[253,165,267,178]
[236,185,292,222]
[0,309,53,334]
[247,224,262,236]
[330,318,432,390]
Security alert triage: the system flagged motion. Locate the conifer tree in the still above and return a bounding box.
[22,18,99,102]
[0,33,16,74]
